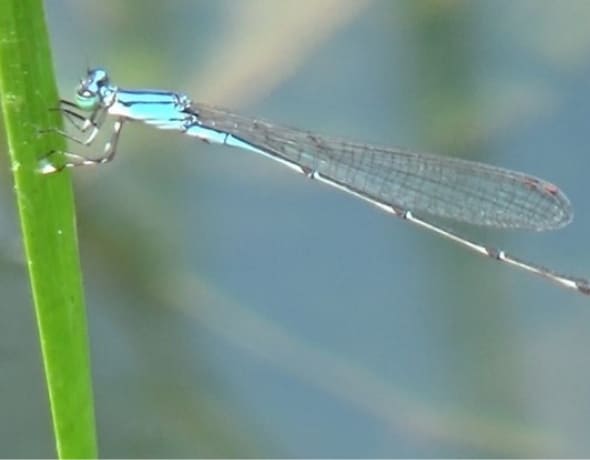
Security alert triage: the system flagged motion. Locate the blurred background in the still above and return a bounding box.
[2,0,590,456]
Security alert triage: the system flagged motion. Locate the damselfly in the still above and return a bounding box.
[40,68,590,296]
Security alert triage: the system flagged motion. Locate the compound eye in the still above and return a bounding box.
[75,89,99,111]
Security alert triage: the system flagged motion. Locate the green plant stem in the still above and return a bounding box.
[0,0,97,457]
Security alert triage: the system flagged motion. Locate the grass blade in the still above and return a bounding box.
[0,0,97,457]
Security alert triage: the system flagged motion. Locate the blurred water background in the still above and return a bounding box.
[2,0,590,456]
